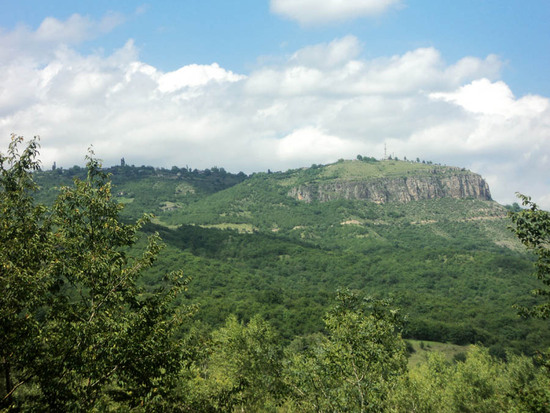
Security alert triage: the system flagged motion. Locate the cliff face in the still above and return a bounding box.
[288,172,492,204]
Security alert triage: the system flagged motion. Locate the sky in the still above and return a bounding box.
[1,0,549,207]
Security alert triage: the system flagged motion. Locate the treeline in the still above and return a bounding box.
[37,161,248,197]
[46,159,247,180]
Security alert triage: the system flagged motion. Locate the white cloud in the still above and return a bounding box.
[422,79,550,204]
[246,44,501,96]
[270,0,402,25]
[276,127,363,162]
[290,36,361,68]
[35,12,122,43]
[158,63,246,93]
[0,13,124,63]
[1,23,549,208]
[431,78,548,117]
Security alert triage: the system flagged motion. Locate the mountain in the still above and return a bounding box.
[146,159,504,237]
[34,158,549,355]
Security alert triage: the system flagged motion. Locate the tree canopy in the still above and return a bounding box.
[1,136,192,410]
[510,194,550,319]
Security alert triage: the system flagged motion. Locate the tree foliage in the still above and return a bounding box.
[0,136,52,408]
[388,347,550,412]
[1,136,192,410]
[510,193,550,319]
[185,315,285,411]
[285,290,407,412]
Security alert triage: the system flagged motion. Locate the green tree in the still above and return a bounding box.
[509,194,550,319]
[1,137,192,410]
[1,136,52,407]
[188,314,285,411]
[509,194,550,381]
[388,347,550,413]
[285,290,407,412]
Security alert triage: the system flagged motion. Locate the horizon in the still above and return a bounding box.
[38,151,463,174]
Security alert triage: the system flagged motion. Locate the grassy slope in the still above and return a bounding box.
[321,159,465,179]
[407,340,471,367]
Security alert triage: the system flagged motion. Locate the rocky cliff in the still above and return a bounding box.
[288,170,492,204]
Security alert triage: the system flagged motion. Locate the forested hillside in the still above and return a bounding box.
[3,138,550,411]
[32,155,550,355]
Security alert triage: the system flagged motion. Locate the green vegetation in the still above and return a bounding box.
[389,347,550,412]
[27,149,550,355]
[284,290,407,412]
[320,159,462,180]
[1,137,192,410]
[2,138,550,411]
[406,340,471,367]
[510,194,550,319]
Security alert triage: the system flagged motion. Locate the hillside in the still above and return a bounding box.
[148,160,505,241]
[33,158,549,355]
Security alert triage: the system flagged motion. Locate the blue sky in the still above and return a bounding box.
[1,0,549,207]
[3,0,548,95]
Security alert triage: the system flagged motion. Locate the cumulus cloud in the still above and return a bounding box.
[158,63,246,93]
[246,45,501,96]
[270,0,402,25]
[276,127,364,162]
[424,79,550,203]
[1,23,549,208]
[431,78,548,118]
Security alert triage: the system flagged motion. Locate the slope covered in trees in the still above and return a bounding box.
[33,156,548,355]
[2,137,550,410]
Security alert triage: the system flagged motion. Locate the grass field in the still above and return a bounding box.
[407,339,471,367]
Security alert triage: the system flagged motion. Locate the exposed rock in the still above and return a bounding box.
[288,173,492,204]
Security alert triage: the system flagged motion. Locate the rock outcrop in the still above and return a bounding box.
[288,171,492,204]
